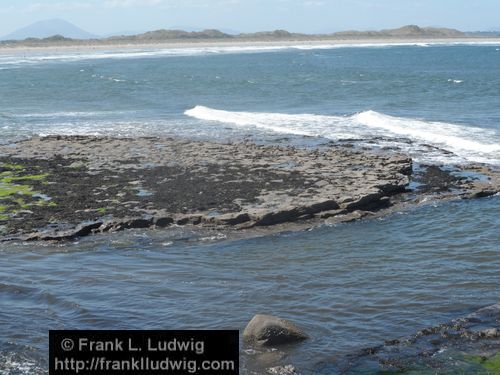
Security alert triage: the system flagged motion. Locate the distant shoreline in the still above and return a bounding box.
[1,37,500,54]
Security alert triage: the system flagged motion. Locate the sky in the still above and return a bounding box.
[0,0,499,37]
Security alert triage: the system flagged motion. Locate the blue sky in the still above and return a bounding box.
[1,0,499,36]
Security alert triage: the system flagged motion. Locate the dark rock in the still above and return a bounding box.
[469,190,497,199]
[176,215,202,225]
[154,216,174,227]
[415,165,464,192]
[214,212,251,225]
[72,221,103,237]
[253,208,303,226]
[243,314,308,346]
[342,192,383,210]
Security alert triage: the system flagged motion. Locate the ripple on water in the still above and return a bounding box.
[0,196,499,374]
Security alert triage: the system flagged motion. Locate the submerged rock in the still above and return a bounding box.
[243,314,308,346]
[325,302,500,374]
[267,364,297,374]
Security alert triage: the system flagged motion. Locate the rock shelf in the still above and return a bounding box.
[0,136,497,241]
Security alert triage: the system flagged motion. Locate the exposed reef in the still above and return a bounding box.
[0,136,497,241]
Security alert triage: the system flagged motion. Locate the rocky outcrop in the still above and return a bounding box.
[243,314,308,346]
[0,136,497,241]
[0,136,416,240]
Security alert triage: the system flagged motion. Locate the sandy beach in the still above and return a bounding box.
[1,37,500,55]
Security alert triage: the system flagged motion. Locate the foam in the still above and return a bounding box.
[185,106,500,165]
[10,110,134,118]
[1,41,499,66]
[0,352,44,375]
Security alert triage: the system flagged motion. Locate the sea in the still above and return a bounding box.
[0,42,499,374]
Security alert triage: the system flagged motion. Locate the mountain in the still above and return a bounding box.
[1,19,97,40]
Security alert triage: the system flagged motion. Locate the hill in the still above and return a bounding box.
[0,24,493,47]
[110,29,232,41]
[1,19,97,41]
[330,25,464,38]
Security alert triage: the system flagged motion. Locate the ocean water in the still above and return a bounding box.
[0,42,499,374]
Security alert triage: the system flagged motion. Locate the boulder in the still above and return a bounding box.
[243,314,308,346]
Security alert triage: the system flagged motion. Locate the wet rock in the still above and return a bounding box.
[154,216,174,228]
[24,221,104,241]
[478,328,499,338]
[109,217,153,231]
[243,314,308,346]
[213,212,251,225]
[316,208,347,219]
[72,221,104,237]
[467,189,498,199]
[255,350,288,367]
[176,215,202,225]
[341,192,383,210]
[414,165,464,192]
[267,364,297,375]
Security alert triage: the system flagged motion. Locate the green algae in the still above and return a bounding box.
[0,182,35,198]
[0,164,55,219]
[468,352,500,374]
[0,163,24,170]
[483,353,500,373]
[96,207,107,214]
[1,173,49,183]
[12,197,32,210]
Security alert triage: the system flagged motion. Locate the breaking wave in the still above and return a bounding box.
[185,106,500,165]
[1,41,499,66]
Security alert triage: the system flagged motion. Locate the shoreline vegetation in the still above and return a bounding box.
[1,25,500,52]
[0,135,498,242]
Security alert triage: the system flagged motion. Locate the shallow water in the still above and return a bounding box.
[1,197,498,374]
